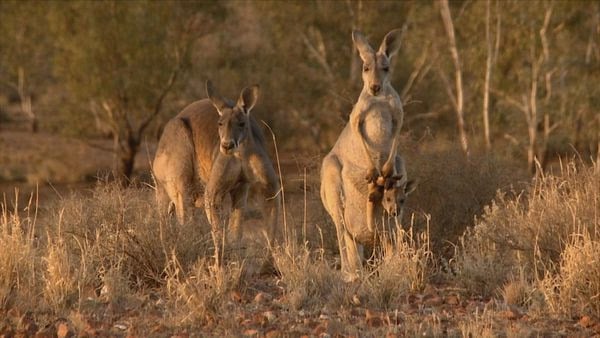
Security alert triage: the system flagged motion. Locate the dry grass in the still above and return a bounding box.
[539,230,600,318]
[359,224,433,309]
[0,152,597,335]
[46,181,212,289]
[402,139,529,257]
[453,160,600,318]
[43,235,77,311]
[165,255,243,325]
[272,244,346,310]
[0,195,38,310]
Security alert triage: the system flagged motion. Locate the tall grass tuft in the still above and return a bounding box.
[359,222,433,309]
[43,233,77,311]
[538,230,600,318]
[454,160,600,311]
[272,244,346,310]
[165,254,243,324]
[47,181,211,294]
[0,193,39,310]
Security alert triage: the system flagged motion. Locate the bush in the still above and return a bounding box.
[453,160,600,309]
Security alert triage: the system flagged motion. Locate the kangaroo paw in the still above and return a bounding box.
[365,167,379,183]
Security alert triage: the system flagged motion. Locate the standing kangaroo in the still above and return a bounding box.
[153,80,281,266]
[320,29,415,280]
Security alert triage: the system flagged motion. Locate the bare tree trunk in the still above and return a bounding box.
[482,0,500,151]
[527,52,540,173]
[439,0,469,155]
[118,131,139,185]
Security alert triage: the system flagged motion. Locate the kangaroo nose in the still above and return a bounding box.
[221,140,235,151]
[370,84,381,95]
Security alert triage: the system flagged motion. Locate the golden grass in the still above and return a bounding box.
[43,235,77,311]
[0,155,597,334]
[359,224,433,309]
[0,194,38,310]
[272,244,347,310]
[454,159,600,318]
[165,255,243,325]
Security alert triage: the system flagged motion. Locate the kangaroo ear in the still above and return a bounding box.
[404,179,417,195]
[352,29,375,63]
[206,80,227,115]
[238,84,259,114]
[378,28,402,59]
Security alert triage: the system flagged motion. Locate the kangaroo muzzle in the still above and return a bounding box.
[370,84,381,96]
[220,139,237,154]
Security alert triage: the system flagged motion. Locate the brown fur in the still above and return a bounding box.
[153,81,280,265]
[320,29,415,280]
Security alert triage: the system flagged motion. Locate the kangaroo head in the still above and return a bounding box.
[375,174,416,218]
[206,80,259,155]
[352,28,402,97]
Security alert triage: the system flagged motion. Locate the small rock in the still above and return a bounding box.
[351,294,361,306]
[56,321,74,338]
[319,314,330,321]
[499,308,522,320]
[263,311,276,323]
[265,329,282,338]
[114,323,128,331]
[444,294,460,306]
[578,315,593,328]
[230,290,243,303]
[254,292,272,304]
[243,328,259,336]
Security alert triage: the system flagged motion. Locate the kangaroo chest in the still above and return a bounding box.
[362,110,394,147]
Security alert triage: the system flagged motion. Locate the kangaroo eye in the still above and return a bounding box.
[383,66,390,72]
[363,66,370,72]
[218,121,224,127]
[399,198,405,204]
[238,122,245,127]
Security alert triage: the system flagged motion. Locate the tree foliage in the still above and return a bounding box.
[0,0,598,177]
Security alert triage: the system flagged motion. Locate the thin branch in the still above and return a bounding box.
[491,88,528,113]
[301,29,334,81]
[401,43,429,102]
[137,64,179,141]
[84,140,115,153]
[437,66,458,112]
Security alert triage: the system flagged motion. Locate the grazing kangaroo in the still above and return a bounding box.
[153,80,281,266]
[366,156,417,234]
[320,29,415,280]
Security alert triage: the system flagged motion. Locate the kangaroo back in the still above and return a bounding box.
[153,114,198,223]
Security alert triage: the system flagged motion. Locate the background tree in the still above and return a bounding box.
[2,0,599,180]
[0,1,54,133]
[48,1,222,184]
